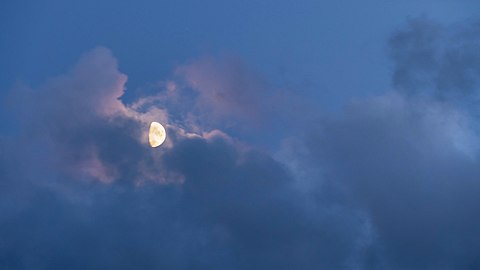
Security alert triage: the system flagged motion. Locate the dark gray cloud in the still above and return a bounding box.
[0,128,368,270]
[306,93,480,269]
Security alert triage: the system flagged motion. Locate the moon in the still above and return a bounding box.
[149,122,166,148]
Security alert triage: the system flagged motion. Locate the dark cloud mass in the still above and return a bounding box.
[0,46,368,270]
[307,93,480,269]
[2,18,480,270]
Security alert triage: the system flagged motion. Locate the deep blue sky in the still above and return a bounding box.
[2,1,480,269]
[2,0,478,106]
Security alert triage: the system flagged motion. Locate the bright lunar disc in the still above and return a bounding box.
[149,122,166,148]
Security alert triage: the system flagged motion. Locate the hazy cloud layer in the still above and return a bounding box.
[390,18,480,103]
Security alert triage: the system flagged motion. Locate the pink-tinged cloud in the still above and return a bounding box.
[9,47,308,186]
[176,55,265,124]
[173,55,316,144]
[9,47,162,183]
[9,47,258,185]
[74,145,118,184]
[30,47,129,121]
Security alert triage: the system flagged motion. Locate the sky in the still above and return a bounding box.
[1,0,480,269]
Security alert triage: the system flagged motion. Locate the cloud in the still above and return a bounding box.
[390,18,480,103]
[306,93,480,269]
[4,16,480,269]
[250,17,480,269]
[173,55,314,144]
[0,47,370,269]
[176,55,266,125]
[9,47,177,185]
[303,21,480,267]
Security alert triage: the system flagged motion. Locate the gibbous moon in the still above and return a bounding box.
[149,122,166,148]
